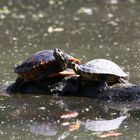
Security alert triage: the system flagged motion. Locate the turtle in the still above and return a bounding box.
[53,48,128,90]
[13,49,80,90]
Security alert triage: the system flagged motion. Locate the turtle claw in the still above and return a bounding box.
[119,78,128,83]
[98,82,108,92]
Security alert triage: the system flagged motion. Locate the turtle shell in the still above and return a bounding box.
[78,59,128,82]
[15,50,80,81]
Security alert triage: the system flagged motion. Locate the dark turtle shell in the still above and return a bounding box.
[15,50,80,81]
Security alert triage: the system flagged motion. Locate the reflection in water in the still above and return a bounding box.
[29,122,57,136]
[28,120,81,138]
[28,114,128,138]
[0,94,139,139]
[83,115,127,132]
[2,95,135,139]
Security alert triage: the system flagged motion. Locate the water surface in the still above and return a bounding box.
[0,0,140,139]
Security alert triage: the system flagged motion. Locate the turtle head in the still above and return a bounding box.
[69,62,80,74]
[53,48,68,69]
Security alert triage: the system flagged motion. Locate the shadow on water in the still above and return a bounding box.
[0,0,140,139]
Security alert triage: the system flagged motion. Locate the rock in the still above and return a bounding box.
[6,76,140,101]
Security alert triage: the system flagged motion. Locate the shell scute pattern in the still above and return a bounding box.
[80,59,127,77]
[14,50,56,80]
[74,59,128,83]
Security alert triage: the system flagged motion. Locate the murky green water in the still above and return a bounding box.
[0,0,140,139]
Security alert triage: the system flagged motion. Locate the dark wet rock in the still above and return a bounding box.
[6,76,140,101]
[6,76,65,94]
[97,84,140,102]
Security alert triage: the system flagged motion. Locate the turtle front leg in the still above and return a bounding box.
[117,77,132,87]
[98,81,108,92]
[119,77,128,83]
[98,75,108,92]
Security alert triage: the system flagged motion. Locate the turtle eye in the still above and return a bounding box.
[57,49,65,61]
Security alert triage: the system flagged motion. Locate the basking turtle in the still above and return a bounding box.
[53,48,128,90]
[13,50,80,90]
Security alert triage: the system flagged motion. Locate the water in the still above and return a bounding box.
[0,95,139,140]
[0,0,140,139]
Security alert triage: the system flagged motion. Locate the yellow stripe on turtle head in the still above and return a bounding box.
[69,62,80,74]
[53,48,68,68]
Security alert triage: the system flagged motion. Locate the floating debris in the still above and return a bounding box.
[0,14,6,19]
[108,21,118,26]
[77,7,93,15]
[38,107,46,110]
[107,13,114,18]
[48,26,64,33]
[48,0,55,5]
[0,106,6,109]
[11,14,25,19]
[110,0,118,4]
[129,0,136,4]
[0,6,10,14]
